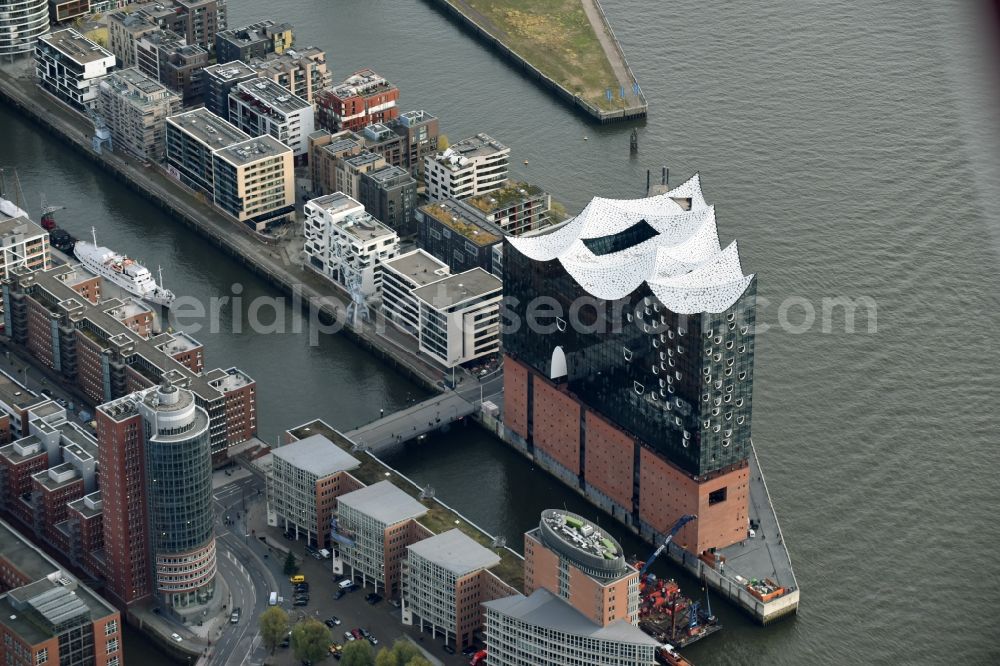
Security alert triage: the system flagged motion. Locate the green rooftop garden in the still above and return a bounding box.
[288,420,525,590]
[422,204,502,246]
[464,181,546,215]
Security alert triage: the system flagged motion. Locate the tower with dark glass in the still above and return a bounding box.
[502,174,757,554]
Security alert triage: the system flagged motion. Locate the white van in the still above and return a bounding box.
[319,549,331,559]
[338,579,354,590]
[268,591,277,606]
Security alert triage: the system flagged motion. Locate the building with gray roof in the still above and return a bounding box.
[267,434,362,547]
[483,588,658,666]
[336,481,428,596]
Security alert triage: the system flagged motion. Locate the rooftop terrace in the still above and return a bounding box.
[331,69,394,98]
[464,180,546,214]
[41,29,113,65]
[234,78,311,114]
[168,108,250,149]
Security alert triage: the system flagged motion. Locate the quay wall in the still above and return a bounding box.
[474,412,796,625]
[0,76,443,395]
[420,0,647,124]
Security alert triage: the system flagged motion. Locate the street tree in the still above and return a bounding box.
[258,606,288,655]
[375,641,423,666]
[291,618,331,664]
[283,550,298,575]
[438,134,449,150]
[341,639,375,666]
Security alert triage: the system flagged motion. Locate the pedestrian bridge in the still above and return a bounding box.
[345,391,477,454]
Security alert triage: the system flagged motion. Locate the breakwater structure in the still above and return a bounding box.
[422,0,647,124]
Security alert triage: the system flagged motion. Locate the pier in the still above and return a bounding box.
[422,0,647,124]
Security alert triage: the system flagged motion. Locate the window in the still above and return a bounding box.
[623,347,633,361]
[709,487,728,505]
[634,381,644,395]
[35,649,47,665]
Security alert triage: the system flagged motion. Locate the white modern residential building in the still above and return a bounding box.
[379,250,502,368]
[424,133,509,201]
[303,193,399,297]
[266,433,361,547]
[334,481,428,597]
[35,28,116,112]
[483,588,659,666]
[228,77,315,157]
[380,250,450,337]
[413,268,502,368]
[0,0,49,57]
[99,67,183,162]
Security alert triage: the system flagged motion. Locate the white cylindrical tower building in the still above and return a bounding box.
[0,0,49,57]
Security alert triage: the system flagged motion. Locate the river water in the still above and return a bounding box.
[2,1,999,664]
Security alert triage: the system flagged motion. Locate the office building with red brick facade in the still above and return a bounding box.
[1,264,256,462]
[0,519,123,666]
[501,174,756,557]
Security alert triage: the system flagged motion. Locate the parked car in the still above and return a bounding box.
[359,628,370,639]
[367,635,378,646]
[280,632,291,648]
[170,633,183,643]
[389,599,401,608]
[327,615,341,626]
[293,598,308,606]
[365,593,382,605]
[294,583,310,592]
[351,629,363,641]
[344,632,355,642]
[442,644,455,654]
[324,619,337,628]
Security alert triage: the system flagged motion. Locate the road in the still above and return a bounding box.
[210,472,275,665]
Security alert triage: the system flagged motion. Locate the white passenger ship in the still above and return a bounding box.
[74,228,176,307]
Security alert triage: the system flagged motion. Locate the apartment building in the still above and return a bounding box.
[99,67,183,162]
[248,46,331,103]
[0,216,49,280]
[228,77,315,157]
[417,199,503,276]
[0,520,122,666]
[379,250,450,338]
[203,60,256,122]
[0,0,49,58]
[135,29,208,105]
[307,129,364,197]
[48,0,90,23]
[215,19,292,64]
[335,151,385,201]
[458,179,551,236]
[303,193,399,297]
[411,269,501,368]
[107,0,225,67]
[212,135,295,230]
[424,134,509,201]
[266,433,362,548]
[165,107,251,194]
[335,481,428,597]
[315,69,398,132]
[402,529,515,649]
[358,165,417,235]
[34,28,115,112]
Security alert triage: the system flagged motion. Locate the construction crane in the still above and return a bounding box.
[639,514,696,577]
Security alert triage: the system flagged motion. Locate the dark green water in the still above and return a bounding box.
[2,1,999,663]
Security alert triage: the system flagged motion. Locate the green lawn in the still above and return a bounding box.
[456,0,623,109]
